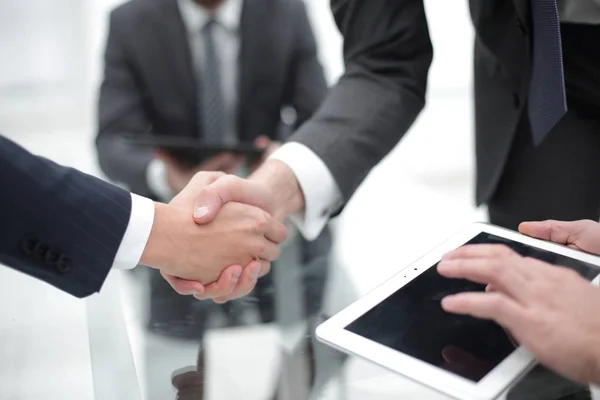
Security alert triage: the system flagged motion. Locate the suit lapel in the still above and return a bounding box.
[151,0,196,107]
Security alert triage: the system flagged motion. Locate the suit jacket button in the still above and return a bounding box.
[45,249,61,266]
[34,243,49,260]
[21,238,37,255]
[56,255,71,273]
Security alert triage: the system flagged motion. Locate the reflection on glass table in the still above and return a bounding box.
[87,233,352,400]
[86,222,600,400]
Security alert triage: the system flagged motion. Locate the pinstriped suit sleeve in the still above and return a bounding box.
[0,136,136,298]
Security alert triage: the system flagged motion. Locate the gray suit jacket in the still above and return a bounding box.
[289,0,600,214]
[96,0,327,198]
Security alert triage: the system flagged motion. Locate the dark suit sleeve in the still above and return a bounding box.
[289,0,433,201]
[96,9,155,197]
[284,0,328,128]
[0,136,132,298]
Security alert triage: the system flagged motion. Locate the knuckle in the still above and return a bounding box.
[253,211,269,233]
[220,174,237,184]
[495,245,514,257]
[487,260,506,281]
[528,280,547,298]
[556,267,580,282]
[217,175,238,196]
[252,241,266,257]
[527,309,547,328]
[210,171,226,182]
[488,295,505,311]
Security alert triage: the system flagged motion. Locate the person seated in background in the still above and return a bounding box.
[439,219,600,388]
[94,0,332,394]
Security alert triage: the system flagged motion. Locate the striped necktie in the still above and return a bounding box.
[200,19,226,144]
[528,0,568,146]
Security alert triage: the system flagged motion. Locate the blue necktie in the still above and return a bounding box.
[528,0,568,146]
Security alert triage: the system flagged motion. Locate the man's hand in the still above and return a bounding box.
[163,160,305,302]
[193,159,304,224]
[139,172,287,290]
[156,152,244,194]
[189,160,305,302]
[519,219,600,255]
[437,244,600,385]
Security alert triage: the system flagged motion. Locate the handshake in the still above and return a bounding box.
[139,160,303,303]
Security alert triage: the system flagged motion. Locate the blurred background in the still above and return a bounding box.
[0,0,488,399]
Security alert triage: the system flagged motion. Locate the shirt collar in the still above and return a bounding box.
[177,0,243,33]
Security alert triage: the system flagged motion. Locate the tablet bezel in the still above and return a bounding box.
[316,222,600,400]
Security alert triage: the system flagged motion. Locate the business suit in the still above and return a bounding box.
[96,0,328,198]
[284,0,599,399]
[292,0,600,229]
[96,0,331,335]
[0,136,130,298]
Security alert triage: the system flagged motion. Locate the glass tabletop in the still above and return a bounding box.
[85,233,455,400]
[84,221,600,400]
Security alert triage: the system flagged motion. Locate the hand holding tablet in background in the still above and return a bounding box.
[438,220,600,385]
[519,219,600,255]
[155,151,244,194]
[317,222,600,400]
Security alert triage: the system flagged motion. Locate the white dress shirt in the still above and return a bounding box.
[269,143,342,240]
[111,194,155,270]
[270,0,600,242]
[147,0,243,201]
[138,0,360,243]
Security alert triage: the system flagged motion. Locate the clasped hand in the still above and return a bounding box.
[140,171,287,303]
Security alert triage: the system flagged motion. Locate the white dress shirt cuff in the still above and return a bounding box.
[147,158,174,202]
[111,194,155,270]
[269,142,342,240]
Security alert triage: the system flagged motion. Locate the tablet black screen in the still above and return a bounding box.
[345,232,599,382]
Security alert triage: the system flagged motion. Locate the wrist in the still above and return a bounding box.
[139,202,177,269]
[250,159,305,220]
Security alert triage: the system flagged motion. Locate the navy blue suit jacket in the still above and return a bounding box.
[0,136,132,298]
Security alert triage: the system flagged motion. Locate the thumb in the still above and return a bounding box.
[192,175,274,225]
[255,135,271,149]
[518,221,554,241]
[519,220,582,246]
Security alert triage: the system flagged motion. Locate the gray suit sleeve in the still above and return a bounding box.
[289,0,433,202]
[96,10,155,197]
[284,0,328,129]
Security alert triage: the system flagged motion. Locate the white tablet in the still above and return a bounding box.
[316,223,600,400]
